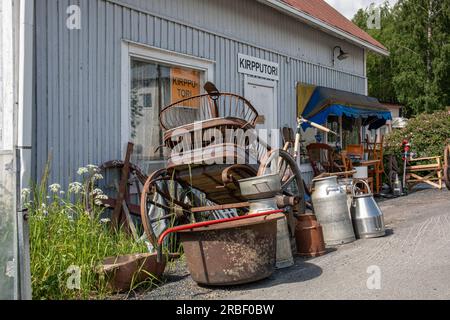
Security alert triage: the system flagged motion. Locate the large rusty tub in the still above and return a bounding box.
[180,213,284,286]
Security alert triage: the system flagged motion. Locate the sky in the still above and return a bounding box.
[324,0,398,20]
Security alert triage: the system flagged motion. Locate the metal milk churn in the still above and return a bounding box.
[351,180,386,239]
[338,178,354,217]
[239,174,294,269]
[311,176,356,245]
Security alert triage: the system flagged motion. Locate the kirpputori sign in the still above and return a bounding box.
[238,53,279,81]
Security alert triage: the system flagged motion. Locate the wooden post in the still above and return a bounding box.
[111,142,134,229]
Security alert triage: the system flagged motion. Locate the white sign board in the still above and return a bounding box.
[238,53,279,81]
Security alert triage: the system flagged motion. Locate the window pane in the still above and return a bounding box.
[130,60,170,167]
[327,115,340,145]
[129,59,204,172]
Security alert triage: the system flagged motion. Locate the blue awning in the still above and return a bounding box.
[297,84,392,130]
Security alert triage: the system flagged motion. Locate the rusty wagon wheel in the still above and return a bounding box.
[258,149,307,216]
[444,143,450,190]
[140,169,201,249]
[97,160,148,235]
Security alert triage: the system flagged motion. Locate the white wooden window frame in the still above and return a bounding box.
[121,40,215,157]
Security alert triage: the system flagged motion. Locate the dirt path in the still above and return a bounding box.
[143,188,450,300]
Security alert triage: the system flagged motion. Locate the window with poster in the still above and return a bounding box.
[123,44,214,172]
[130,60,203,164]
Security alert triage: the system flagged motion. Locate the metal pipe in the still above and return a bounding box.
[299,117,338,136]
[156,209,285,262]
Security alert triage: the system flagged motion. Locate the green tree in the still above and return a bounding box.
[353,0,450,116]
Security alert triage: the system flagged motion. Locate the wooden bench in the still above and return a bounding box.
[406,156,443,190]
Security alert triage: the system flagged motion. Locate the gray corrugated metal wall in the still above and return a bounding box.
[114,0,366,76]
[34,0,366,187]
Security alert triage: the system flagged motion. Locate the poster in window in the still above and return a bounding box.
[170,68,201,108]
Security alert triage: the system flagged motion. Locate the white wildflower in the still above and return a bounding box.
[95,194,108,200]
[21,188,31,200]
[86,164,99,172]
[60,190,65,195]
[92,188,104,195]
[49,183,61,193]
[77,167,89,175]
[94,193,108,206]
[92,173,104,181]
[21,188,31,197]
[68,182,84,194]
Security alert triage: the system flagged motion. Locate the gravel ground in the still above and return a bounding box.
[141,187,450,300]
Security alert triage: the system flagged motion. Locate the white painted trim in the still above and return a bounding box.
[120,41,215,156]
[120,41,130,158]
[244,75,278,130]
[18,0,34,147]
[1,0,15,151]
[364,49,368,95]
[258,0,389,57]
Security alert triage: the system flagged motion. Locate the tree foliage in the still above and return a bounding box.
[353,0,450,116]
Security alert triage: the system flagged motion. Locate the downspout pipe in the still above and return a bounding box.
[18,0,34,189]
[16,0,34,300]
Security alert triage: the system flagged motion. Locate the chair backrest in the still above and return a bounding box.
[307,143,336,176]
[159,93,259,131]
[346,144,364,159]
[282,127,295,152]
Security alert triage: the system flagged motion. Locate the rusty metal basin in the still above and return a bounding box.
[180,213,284,286]
[100,253,167,292]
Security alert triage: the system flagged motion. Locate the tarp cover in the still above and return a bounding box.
[297,84,392,130]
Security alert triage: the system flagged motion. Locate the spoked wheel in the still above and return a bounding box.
[97,160,148,235]
[258,149,307,216]
[140,169,200,250]
[444,143,450,190]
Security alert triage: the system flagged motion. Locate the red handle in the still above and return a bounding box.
[157,209,285,262]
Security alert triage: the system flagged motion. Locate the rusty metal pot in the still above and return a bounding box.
[180,213,284,286]
[100,253,167,292]
[295,214,326,257]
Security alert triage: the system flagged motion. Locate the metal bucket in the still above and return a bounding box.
[238,173,281,200]
[354,166,368,179]
[180,213,283,286]
[295,214,326,257]
[240,175,294,269]
[351,180,386,239]
[311,176,356,245]
[249,200,293,269]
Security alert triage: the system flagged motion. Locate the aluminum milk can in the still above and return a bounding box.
[311,176,356,245]
[338,178,354,217]
[351,180,386,239]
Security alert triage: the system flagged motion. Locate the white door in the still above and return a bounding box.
[244,76,278,132]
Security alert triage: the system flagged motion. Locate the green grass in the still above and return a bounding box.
[27,164,151,300]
